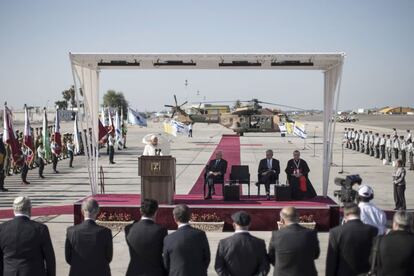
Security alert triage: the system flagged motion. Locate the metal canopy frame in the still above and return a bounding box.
[70,52,345,197]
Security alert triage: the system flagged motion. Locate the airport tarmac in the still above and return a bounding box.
[0,117,412,275]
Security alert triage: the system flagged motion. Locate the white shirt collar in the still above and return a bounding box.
[178,223,190,228]
[234,229,249,234]
[84,217,95,221]
[14,213,30,219]
[141,216,154,221]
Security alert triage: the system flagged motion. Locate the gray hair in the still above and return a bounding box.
[82,198,100,218]
[393,210,413,231]
[266,149,273,154]
[13,196,32,215]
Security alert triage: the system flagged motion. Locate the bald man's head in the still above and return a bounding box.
[280,206,299,224]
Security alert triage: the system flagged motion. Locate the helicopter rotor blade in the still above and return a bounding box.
[174,94,178,106]
[179,101,188,107]
[257,101,307,111]
[164,105,174,108]
[171,111,176,118]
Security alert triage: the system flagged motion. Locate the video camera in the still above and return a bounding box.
[333,174,362,203]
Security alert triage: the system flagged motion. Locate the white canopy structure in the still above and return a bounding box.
[70,52,345,196]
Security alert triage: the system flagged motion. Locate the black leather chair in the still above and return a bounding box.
[256,174,279,196]
[203,165,225,198]
[229,165,250,197]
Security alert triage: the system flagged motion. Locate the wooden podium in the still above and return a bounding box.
[138,156,176,205]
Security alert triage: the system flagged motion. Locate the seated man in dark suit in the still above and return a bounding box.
[215,211,270,276]
[125,198,168,276]
[326,203,378,276]
[373,210,414,276]
[268,206,320,276]
[205,151,228,199]
[65,198,113,276]
[0,196,56,276]
[163,204,211,276]
[257,149,280,200]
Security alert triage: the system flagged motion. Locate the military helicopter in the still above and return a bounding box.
[164,95,304,136]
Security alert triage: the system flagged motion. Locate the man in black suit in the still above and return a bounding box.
[257,149,280,200]
[215,211,270,276]
[326,203,378,276]
[125,198,168,276]
[205,151,228,199]
[163,204,210,276]
[373,210,414,276]
[0,196,55,276]
[65,198,113,276]
[268,206,319,276]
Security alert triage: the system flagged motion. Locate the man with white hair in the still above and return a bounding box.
[357,185,387,235]
[0,196,56,276]
[65,198,113,276]
[143,135,163,156]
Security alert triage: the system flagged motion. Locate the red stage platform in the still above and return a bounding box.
[73,135,339,231]
[74,194,340,231]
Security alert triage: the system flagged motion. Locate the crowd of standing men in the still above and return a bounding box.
[343,127,413,169]
[1,196,414,276]
[0,126,80,192]
[344,127,411,210]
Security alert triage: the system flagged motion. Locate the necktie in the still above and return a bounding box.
[268,159,271,169]
[215,160,219,167]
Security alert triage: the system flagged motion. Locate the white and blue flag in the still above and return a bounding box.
[293,122,307,139]
[128,108,147,127]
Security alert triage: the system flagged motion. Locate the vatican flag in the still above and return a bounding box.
[285,122,294,135]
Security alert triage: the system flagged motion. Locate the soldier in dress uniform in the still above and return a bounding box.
[400,136,407,167]
[20,145,32,185]
[385,134,392,163]
[406,129,412,143]
[344,128,349,148]
[360,130,365,153]
[351,129,357,150]
[407,141,414,171]
[368,131,374,156]
[348,128,353,149]
[364,131,370,154]
[374,133,380,159]
[356,130,362,152]
[380,134,386,160]
[393,135,400,160]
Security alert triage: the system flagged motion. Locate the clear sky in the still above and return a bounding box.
[1,0,413,111]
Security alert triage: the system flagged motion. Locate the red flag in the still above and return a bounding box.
[54,110,61,155]
[3,104,22,165]
[23,105,34,152]
[98,119,108,141]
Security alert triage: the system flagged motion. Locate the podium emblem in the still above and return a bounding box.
[150,161,161,172]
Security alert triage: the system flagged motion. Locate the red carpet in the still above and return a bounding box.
[188,134,240,196]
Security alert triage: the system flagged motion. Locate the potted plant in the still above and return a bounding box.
[277,214,316,230]
[96,211,134,231]
[190,213,224,232]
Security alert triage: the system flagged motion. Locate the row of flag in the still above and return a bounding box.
[3,104,81,165]
[99,107,147,143]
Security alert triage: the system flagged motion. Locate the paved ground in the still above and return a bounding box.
[0,117,413,275]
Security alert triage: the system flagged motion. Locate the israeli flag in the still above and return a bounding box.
[293,122,307,139]
[128,108,147,127]
[171,120,189,136]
